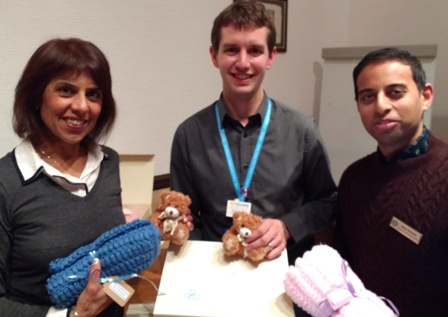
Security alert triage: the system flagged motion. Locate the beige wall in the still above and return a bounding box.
[1,0,448,175]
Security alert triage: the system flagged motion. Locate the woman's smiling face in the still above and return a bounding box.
[40,72,103,146]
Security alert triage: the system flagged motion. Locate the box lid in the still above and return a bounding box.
[119,154,154,219]
[153,240,294,317]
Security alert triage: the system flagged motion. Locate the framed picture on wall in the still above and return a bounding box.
[234,0,288,53]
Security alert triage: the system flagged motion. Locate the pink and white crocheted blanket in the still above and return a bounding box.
[283,245,399,317]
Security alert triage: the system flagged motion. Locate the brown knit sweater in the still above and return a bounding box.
[335,134,448,317]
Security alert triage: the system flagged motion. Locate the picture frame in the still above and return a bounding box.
[234,0,288,53]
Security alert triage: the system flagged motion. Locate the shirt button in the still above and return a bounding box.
[244,165,248,170]
[243,132,248,137]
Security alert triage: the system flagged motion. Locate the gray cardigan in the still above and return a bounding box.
[0,145,125,317]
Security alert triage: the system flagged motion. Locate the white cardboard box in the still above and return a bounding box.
[119,154,155,220]
[153,241,294,317]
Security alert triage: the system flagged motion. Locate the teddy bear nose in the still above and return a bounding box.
[165,206,180,218]
[240,227,252,238]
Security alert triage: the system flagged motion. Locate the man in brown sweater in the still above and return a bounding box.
[335,47,448,317]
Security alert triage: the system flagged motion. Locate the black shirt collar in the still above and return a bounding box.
[378,126,430,163]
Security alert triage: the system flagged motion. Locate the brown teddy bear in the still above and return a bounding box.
[149,190,191,245]
[222,211,269,262]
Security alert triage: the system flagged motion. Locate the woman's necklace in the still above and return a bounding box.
[39,147,63,168]
[38,144,86,173]
[39,152,57,167]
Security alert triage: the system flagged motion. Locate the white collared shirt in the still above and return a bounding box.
[14,139,104,197]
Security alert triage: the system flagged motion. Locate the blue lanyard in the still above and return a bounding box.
[214,99,272,201]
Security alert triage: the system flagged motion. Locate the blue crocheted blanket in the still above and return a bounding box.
[46,219,161,308]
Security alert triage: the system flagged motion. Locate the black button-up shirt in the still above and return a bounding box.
[170,94,337,260]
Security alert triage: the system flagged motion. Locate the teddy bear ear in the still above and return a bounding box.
[160,192,169,201]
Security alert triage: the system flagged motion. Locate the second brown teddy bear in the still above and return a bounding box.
[222,211,269,262]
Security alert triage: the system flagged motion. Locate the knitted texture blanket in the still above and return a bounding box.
[47,219,161,308]
[284,245,398,317]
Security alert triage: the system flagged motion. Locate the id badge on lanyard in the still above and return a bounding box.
[215,99,272,217]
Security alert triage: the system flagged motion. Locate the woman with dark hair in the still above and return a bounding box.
[0,38,125,317]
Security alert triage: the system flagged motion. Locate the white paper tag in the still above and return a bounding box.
[103,279,135,307]
[225,200,252,217]
[389,216,423,245]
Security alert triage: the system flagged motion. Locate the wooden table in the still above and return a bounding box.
[124,241,170,315]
